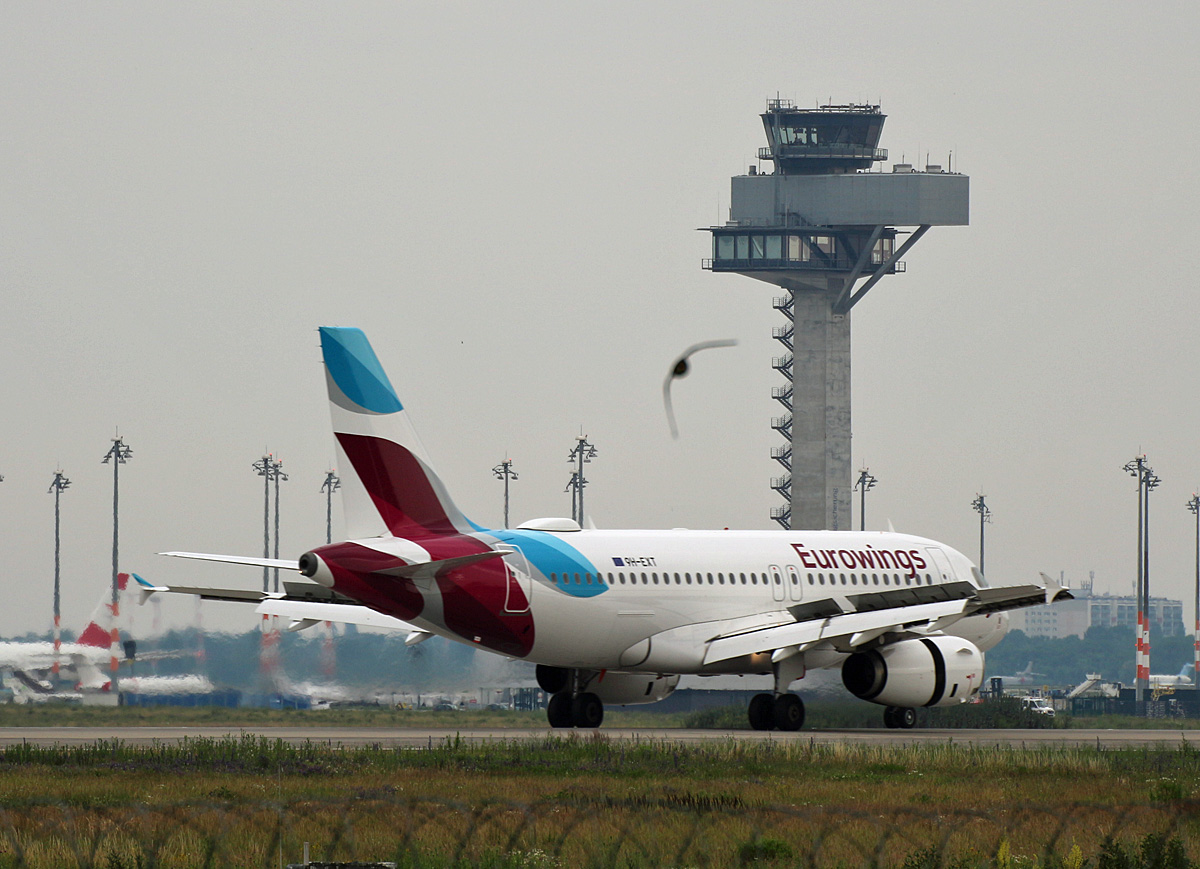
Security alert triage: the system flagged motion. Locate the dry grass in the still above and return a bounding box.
[0,737,1195,867]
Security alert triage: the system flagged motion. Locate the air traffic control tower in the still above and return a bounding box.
[704,100,968,530]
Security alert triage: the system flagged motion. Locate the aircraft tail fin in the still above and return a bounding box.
[76,573,131,648]
[319,327,475,540]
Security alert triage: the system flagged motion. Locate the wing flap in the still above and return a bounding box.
[704,599,969,666]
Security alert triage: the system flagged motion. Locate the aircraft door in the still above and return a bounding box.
[768,565,786,602]
[924,548,956,584]
[497,545,533,613]
[786,565,803,602]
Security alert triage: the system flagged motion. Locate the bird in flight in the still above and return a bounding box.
[663,339,738,438]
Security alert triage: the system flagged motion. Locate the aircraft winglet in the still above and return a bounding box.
[132,573,168,606]
[1038,572,1067,605]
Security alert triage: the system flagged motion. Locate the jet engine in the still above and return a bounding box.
[841,636,984,708]
[590,673,680,706]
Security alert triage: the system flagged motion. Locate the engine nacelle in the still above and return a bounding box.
[590,672,680,707]
[298,551,335,588]
[841,636,984,708]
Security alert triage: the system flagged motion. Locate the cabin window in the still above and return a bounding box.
[707,573,715,585]
[674,573,682,584]
[850,574,857,585]
[652,573,659,585]
[740,573,748,585]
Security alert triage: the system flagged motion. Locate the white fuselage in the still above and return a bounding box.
[375,527,1007,676]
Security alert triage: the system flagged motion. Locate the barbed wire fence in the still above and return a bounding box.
[0,797,1196,869]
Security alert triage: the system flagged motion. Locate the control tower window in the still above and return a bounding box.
[765,235,782,260]
[787,235,809,262]
[750,236,765,260]
[814,236,835,256]
[871,237,894,265]
[736,235,750,260]
[716,236,735,261]
[780,126,817,146]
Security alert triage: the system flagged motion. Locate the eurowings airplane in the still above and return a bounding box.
[146,327,1071,730]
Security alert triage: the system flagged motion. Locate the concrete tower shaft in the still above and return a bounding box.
[704,100,968,530]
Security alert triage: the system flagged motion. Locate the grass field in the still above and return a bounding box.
[0,734,1196,867]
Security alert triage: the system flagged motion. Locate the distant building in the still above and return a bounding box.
[1008,576,1186,639]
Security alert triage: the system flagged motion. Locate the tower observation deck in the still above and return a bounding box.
[704,99,968,530]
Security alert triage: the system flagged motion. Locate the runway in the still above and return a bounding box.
[1,726,1197,748]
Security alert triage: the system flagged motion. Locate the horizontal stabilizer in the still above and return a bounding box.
[158,551,301,571]
[257,598,419,632]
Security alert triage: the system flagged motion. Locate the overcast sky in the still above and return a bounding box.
[3,3,1199,647]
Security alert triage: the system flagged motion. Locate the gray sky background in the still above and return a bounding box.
[3,3,1199,649]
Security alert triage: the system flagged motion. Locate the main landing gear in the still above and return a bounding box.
[748,652,807,731]
[747,692,805,731]
[883,706,917,729]
[538,665,604,729]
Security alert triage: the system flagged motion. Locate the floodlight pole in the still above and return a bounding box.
[48,471,71,678]
[854,468,877,532]
[970,494,991,577]
[321,471,341,545]
[101,436,133,608]
[253,455,285,593]
[273,460,288,593]
[566,435,597,526]
[1142,467,1160,702]
[1188,493,1200,685]
[492,459,518,529]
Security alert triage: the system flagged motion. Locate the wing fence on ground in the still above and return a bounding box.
[0,797,1196,868]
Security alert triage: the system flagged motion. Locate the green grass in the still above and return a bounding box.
[0,737,1197,867]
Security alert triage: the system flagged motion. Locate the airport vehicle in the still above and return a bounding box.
[145,327,1071,730]
[1021,697,1055,716]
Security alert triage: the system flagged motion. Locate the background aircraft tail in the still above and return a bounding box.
[319,327,475,540]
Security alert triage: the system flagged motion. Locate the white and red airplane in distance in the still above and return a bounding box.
[0,573,135,694]
[144,327,1072,730]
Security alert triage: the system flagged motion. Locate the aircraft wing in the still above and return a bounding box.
[704,575,1072,666]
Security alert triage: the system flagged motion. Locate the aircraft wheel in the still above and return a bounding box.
[748,693,775,731]
[547,692,574,728]
[572,692,604,728]
[895,707,917,729]
[773,693,805,731]
[883,706,899,729]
